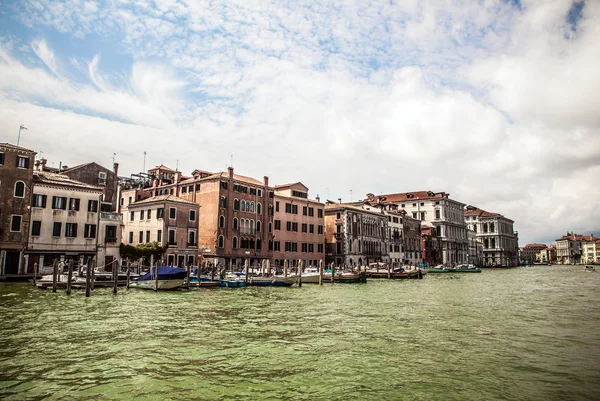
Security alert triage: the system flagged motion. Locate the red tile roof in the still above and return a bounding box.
[0,142,36,153]
[464,205,501,218]
[205,172,265,186]
[372,191,449,203]
[523,243,548,248]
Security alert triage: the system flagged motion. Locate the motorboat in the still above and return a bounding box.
[132,266,187,290]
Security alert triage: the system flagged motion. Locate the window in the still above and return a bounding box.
[145,230,150,243]
[128,196,132,204]
[318,209,323,218]
[292,205,298,214]
[14,181,25,198]
[157,208,164,218]
[195,183,201,191]
[318,243,323,253]
[233,217,238,230]
[65,223,78,237]
[140,210,145,220]
[157,230,162,243]
[291,242,298,252]
[31,220,42,236]
[10,215,22,232]
[269,191,274,198]
[318,225,323,234]
[220,197,227,208]
[146,209,151,219]
[274,241,281,252]
[308,243,314,253]
[233,236,238,249]
[16,156,29,169]
[286,221,291,231]
[435,209,440,219]
[130,211,135,221]
[268,222,272,232]
[68,198,80,211]
[275,220,281,230]
[188,231,196,246]
[420,212,425,221]
[241,200,246,212]
[189,210,196,221]
[256,221,261,232]
[336,212,341,219]
[53,222,62,237]
[84,224,97,239]
[436,226,442,236]
[302,243,308,252]
[33,194,47,208]
[138,231,143,243]
[169,207,176,219]
[303,206,308,216]
[285,203,291,213]
[302,223,307,233]
[234,199,240,210]
[249,202,255,213]
[276,201,280,212]
[218,235,224,248]
[292,222,298,232]
[182,186,187,194]
[52,196,67,210]
[285,242,291,252]
[309,224,314,234]
[412,212,417,219]
[88,200,99,212]
[308,207,314,217]
[0,152,3,164]
[257,203,262,214]
[127,232,133,244]
[219,215,225,228]
[292,190,307,198]
[98,172,107,185]
[168,229,176,245]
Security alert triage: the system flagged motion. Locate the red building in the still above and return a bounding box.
[421,225,442,266]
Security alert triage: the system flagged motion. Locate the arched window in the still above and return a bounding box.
[233,217,238,230]
[241,200,246,212]
[256,221,261,232]
[490,223,495,233]
[256,239,262,250]
[257,203,262,214]
[491,238,496,248]
[233,236,238,249]
[249,238,255,249]
[218,235,224,248]
[268,222,272,233]
[14,181,25,198]
[250,202,255,213]
[219,215,225,228]
[234,199,240,210]
[250,220,255,233]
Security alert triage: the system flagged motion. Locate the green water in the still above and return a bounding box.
[1,265,599,400]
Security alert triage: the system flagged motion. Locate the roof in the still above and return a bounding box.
[523,243,548,248]
[274,182,308,191]
[464,205,504,219]
[33,171,103,191]
[205,171,264,186]
[149,164,175,172]
[325,202,387,217]
[555,234,595,242]
[131,194,198,206]
[371,191,450,203]
[61,161,112,173]
[0,142,36,153]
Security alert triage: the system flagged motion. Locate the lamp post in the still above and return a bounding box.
[17,125,27,146]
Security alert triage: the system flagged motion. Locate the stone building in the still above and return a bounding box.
[402,211,422,266]
[59,162,119,211]
[464,205,519,267]
[324,202,388,267]
[581,238,599,264]
[272,182,325,268]
[538,245,557,264]
[124,195,199,267]
[519,243,547,265]
[26,171,104,272]
[555,233,596,264]
[366,191,467,265]
[0,143,36,277]
[422,225,443,266]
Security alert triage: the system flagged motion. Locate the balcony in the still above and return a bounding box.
[106,237,118,244]
[100,212,123,222]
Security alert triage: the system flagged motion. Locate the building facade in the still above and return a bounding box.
[367,191,468,265]
[324,202,388,267]
[272,183,325,268]
[556,233,596,264]
[464,205,519,267]
[421,225,443,266]
[26,171,103,273]
[582,238,599,264]
[538,246,557,264]
[59,162,119,211]
[124,195,199,267]
[0,143,36,276]
[519,243,547,265]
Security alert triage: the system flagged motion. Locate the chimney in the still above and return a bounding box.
[264,175,269,187]
[316,195,320,203]
[338,198,342,204]
[113,162,119,177]
[228,166,234,179]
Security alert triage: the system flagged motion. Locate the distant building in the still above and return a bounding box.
[520,244,547,265]
[582,238,599,264]
[367,191,468,265]
[464,205,519,267]
[272,183,325,268]
[0,143,36,277]
[422,225,443,266]
[556,233,597,264]
[124,195,199,267]
[324,202,388,267]
[59,162,119,211]
[538,245,557,264]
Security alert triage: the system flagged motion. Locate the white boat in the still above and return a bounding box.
[131,266,187,290]
[299,267,321,283]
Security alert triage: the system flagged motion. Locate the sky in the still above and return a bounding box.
[0,0,598,246]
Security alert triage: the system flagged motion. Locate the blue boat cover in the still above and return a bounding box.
[137,266,188,281]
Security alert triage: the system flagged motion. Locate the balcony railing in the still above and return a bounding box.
[100,212,123,221]
[105,237,118,244]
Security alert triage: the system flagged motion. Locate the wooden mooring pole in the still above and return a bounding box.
[298,259,303,288]
[85,259,92,297]
[186,264,191,290]
[91,258,96,290]
[244,259,249,285]
[319,259,323,285]
[126,261,131,289]
[52,259,58,293]
[387,264,391,280]
[32,262,38,286]
[154,263,159,292]
[113,260,118,295]
[66,259,73,295]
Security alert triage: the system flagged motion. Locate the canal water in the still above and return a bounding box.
[1,265,599,400]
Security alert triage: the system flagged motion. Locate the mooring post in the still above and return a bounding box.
[298,259,303,288]
[388,264,391,280]
[331,263,335,284]
[113,260,118,295]
[244,259,249,285]
[85,259,92,297]
[186,264,191,289]
[154,263,159,291]
[91,257,96,290]
[126,261,131,289]
[211,264,215,281]
[52,259,58,293]
[284,259,288,278]
[65,259,73,295]
[319,259,324,285]
[32,262,38,286]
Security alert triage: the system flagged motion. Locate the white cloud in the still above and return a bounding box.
[1,0,599,244]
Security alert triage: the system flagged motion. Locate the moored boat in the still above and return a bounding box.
[323,270,367,283]
[426,265,450,273]
[132,266,187,290]
[249,275,299,287]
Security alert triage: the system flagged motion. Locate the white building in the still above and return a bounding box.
[367,191,467,265]
[464,206,519,267]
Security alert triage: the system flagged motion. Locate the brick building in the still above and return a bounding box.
[519,243,547,265]
[59,162,119,211]
[422,225,443,266]
[0,143,36,276]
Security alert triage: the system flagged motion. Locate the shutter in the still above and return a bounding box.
[73,224,78,237]
[24,157,30,168]
[42,195,47,208]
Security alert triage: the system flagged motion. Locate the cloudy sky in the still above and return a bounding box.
[1,0,598,245]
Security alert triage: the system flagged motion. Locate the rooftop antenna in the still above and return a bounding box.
[176,159,179,171]
[230,154,233,168]
[143,151,147,172]
[17,124,27,146]
[112,153,116,165]
[350,189,353,202]
[38,150,44,161]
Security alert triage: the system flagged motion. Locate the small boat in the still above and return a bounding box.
[323,270,367,283]
[249,275,299,287]
[132,266,187,290]
[218,272,247,288]
[451,265,482,273]
[299,267,321,284]
[585,265,596,272]
[366,268,421,279]
[426,265,451,273]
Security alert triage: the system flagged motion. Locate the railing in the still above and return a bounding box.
[105,237,118,244]
[187,242,198,247]
[100,212,123,221]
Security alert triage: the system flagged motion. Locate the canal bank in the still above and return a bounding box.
[0,265,599,400]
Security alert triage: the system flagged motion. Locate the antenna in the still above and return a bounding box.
[176,159,179,171]
[112,153,116,165]
[143,151,147,172]
[230,154,233,167]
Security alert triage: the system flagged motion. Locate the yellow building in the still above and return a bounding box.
[582,239,599,264]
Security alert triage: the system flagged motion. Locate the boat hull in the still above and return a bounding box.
[323,272,367,283]
[218,280,246,288]
[132,279,185,290]
[248,276,298,286]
